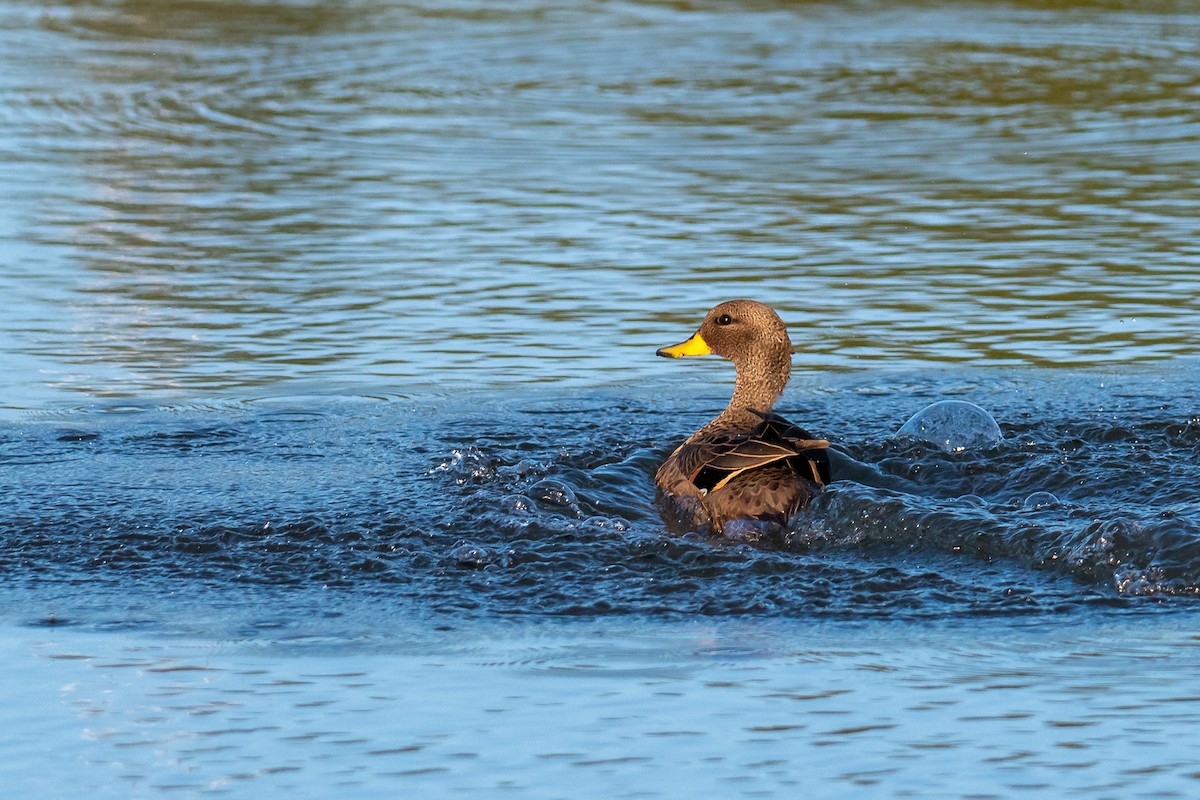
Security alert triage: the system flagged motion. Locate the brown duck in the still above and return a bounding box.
[654,300,831,534]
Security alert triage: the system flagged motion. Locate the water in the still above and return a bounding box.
[3,0,1199,408]
[3,0,1200,796]
[7,369,1200,796]
[11,619,1200,798]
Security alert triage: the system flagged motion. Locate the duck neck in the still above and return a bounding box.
[723,347,790,420]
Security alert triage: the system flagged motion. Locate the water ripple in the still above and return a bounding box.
[4,368,1200,629]
[1,1,1198,404]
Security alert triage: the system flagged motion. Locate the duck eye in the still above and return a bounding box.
[716,314,733,326]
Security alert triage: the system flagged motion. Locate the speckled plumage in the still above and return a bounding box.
[654,300,830,534]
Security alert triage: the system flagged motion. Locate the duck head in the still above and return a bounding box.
[657,299,793,414]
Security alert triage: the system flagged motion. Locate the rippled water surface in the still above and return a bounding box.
[12,618,1200,799]
[7,366,1200,796]
[2,0,1199,407]
[4,0,1200,797]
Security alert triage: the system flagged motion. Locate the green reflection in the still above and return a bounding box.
[0,0,1196,406]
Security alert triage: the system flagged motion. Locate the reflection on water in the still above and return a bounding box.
[1,1,1198,407]
[12,619,1200,799]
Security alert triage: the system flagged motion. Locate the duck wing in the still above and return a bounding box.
[683,411,830,494]
[749,409,833,486]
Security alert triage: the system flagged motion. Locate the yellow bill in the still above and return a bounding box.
[656,332,712,358]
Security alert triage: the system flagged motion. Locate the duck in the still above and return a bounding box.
[654,299,831,534]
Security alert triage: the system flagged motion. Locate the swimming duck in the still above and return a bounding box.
[654,299,831,534]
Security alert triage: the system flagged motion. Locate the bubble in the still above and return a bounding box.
[1023,491,1059,510]
[429,447,495,484]
[583,515,630,532]
[450,543,512,569]
[500,494,534,513]
[529,478,576,506]
[528,478,581,516]
[500,459,542,479]
[897,400,1002,453]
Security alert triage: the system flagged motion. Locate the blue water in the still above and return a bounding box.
[6,366,1200,796]
[10,617,1200,799]
[3,0,1200,797]
[6,368,1200,624]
